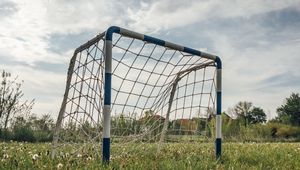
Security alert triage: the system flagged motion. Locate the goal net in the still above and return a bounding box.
[52,26,222,162]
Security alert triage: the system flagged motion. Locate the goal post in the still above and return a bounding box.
[52,26,222,163]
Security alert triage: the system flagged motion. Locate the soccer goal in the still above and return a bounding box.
[52,26,222,163]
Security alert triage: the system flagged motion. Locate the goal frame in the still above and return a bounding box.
[52,26,222,163]
[103,26,222,163]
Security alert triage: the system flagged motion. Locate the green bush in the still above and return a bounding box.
[0,129,13,141]
[238,124,272,142]
[222,120,300,142]
[222,118,244,140]
[267,123,300,138]
[13,126,36,142]
[33,130,53,142]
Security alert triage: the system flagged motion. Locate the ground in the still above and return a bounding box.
[0,142,300,169]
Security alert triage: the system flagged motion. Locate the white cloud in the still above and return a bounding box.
[0,0,132,65]
[127,0,300,32]
[0,0,299,120]
[0,0,66,65]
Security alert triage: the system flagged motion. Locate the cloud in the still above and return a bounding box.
[47,32,96,54]
[198,7,300,118]
[0,0,128,66]
[0,0,60,65]
[258,72,300,89]
[0,0,299,119]
[127,0,300,32]
[0,0,18,17]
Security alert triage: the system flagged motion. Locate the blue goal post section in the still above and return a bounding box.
[102,26,222,163]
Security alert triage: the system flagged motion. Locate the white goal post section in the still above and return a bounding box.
[52,26,222,163]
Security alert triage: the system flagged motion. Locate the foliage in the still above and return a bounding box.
[221,118,300,142]
[230,102,267,127]
[0,114,55,142]
[0,70,34,130]
[221,113,243,139]
[266,123,300,138]
[248,107,267,124]
[13,126,35,142]
[111,113,138,136]
[0,71,56,142]
[232,101,252,127]
[276,93,300,126]
[139,110,164,141]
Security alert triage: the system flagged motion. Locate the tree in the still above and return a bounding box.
[32,114,54,132]
[277,93,300,126]
[232,101,267,126]
[233,101,252,127]
[0,70,34,130]
[247,107,267,124]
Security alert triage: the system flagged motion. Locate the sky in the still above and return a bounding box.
[0,0,299,120]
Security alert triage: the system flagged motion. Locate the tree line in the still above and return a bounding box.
[0,70,299,142]
[221,95,300,141]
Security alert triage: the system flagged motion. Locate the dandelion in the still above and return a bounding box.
[32,154,39,161]
[111,156,115,161]
[86,156,92,161]
[3,153,9,159]
[57,163,63,169]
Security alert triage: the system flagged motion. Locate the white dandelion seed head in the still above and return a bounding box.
[32,154,39,161]
[57,163,63,169]
[3,154,9,159]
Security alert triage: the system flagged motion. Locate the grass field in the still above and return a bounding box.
[1,142,300,169]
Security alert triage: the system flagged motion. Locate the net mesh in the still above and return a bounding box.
[52,32,217,157]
